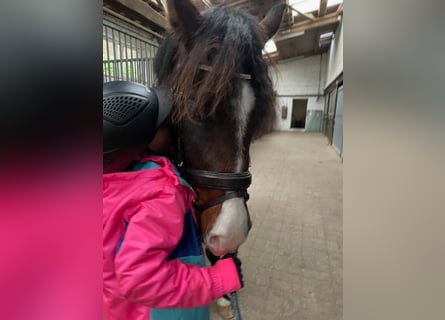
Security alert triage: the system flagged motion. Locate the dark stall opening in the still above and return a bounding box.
[291,99,308,129]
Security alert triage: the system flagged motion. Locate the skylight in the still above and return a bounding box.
[327,0,343,7]
[289,0,343,16]
[289,0,319,15]
[263,39,277,54]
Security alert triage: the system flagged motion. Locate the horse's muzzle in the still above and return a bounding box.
[205,235,239,257]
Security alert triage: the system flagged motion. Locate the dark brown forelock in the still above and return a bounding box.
[154,5,277,139]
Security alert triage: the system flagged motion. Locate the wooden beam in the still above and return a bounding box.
[288,5,316,21]
[318,0,328,17]
[114,0,167,29]
[223,0,249,8]
[278,12,340,36]
[201,0,212,8]
[336,3,343,14]
[103,7,164,39]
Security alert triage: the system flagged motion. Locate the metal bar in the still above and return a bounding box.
[128,35,133,82]
[135,39,141,83]
[142,42,147,84]
[151,44,156,85]
[103,26,106,83]
[148,43,153,85]
[146,45,151,85]
[117,30,124,80]
[121,31,127,80]
[140,42,145,85]
[140,41,146,84]
[124,33,130,80]
[104,26,111,82]
[131,37,136,82]
[142,42,147,85]
[125,34,130,81]
[139,39,146,85]
[111,27,118,81]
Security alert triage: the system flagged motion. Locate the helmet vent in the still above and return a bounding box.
[103,95,147,124]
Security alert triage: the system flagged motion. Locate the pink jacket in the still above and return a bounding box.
[103,155,241,320]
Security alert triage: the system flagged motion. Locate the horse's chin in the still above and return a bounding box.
[205,247,232,258]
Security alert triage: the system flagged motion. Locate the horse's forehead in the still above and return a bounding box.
[201,8,257,35]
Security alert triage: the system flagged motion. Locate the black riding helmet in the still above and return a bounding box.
[103,81,172,173]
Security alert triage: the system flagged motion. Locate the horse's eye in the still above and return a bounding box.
[205,44,221,64]
[207,49,218,64]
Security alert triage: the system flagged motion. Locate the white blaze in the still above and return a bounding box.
[206,81,255,255]
[235,81,255,172]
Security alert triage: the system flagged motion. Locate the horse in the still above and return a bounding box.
[154,0,286,258]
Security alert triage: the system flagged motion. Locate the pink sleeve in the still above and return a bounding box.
[114,185,241,308]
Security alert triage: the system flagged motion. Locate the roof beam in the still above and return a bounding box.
[113,0,167,29]
[103,7,164,39]
[278,11,341,36]
[223,0,249,8]
[318,0,328,17]
[336,3,343,14]
[200,0,212,8]
[288,4,316,21]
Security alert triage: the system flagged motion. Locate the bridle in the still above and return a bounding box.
[172,65,253,221]
[174,123,252,219]
[185,170,251,213]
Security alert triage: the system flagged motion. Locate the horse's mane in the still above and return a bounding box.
[154,5,276,139]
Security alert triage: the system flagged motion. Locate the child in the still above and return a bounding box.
[102,81,243,320]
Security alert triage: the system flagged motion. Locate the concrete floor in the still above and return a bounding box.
[210,131,343,320]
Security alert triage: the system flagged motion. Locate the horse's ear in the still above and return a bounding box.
[259,3,286,42]
[167,0,202,40]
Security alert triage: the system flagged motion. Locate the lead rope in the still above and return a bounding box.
[206,249,243,320]
[225,252,242,320]
[230,251,242,320]
[230,291,242,320]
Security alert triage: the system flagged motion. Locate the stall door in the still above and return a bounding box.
[325,89,337,144]
[332,85,343,156]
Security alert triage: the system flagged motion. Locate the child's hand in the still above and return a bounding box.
[206,248,244,288]
[226,254,244,288]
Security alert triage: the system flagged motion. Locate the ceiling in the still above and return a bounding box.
[103,0,343,62]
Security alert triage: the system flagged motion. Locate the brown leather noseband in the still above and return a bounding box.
[184,170,251,215]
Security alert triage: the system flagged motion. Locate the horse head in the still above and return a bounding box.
[154,0,286,256]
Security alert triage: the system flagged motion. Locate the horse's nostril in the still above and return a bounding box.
[209,235,221,246]
[207,235,240,256]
